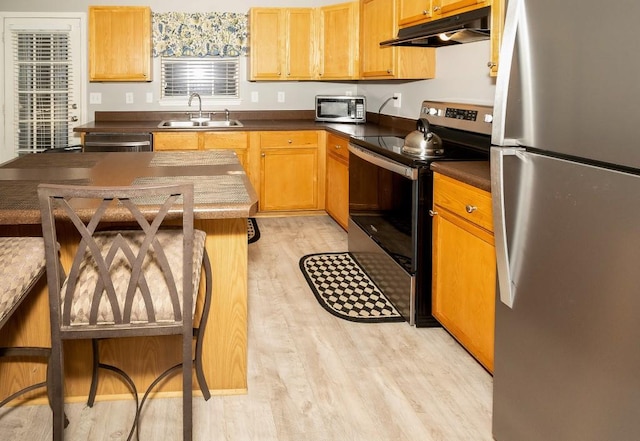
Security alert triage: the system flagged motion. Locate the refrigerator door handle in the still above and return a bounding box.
[491,146,524,308]
[492,0,530,147]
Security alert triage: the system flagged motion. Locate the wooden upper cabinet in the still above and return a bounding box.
[489,0,504,77]
[433,0,491,18]
[88,6,151,82]
[398,0,434,27]
[249,8,315,81]
[361,0,435,80]
[318,2,359,80]
[287,9,316,80]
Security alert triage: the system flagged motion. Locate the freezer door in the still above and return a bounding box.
[492,148,640,440]
[492,0,640,169]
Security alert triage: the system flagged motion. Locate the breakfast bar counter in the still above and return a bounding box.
[0,150,258,402]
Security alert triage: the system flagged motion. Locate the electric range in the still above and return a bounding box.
[347,100,493,326]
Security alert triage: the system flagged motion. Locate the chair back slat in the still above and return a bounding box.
[38,183,195,331]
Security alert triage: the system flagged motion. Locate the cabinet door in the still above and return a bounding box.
[489,0,505,77]
[286,9,316,80]
[432,207,496,372]
[318,2,359,80]
[249,9,284,80]
[433,0,490,18]
[89,6,151,82]
[361,0,396,78]
[203,132,248,168]
[325,134,349,229]
[153,132,199,151]
[261,148,318,211]
[398,0,434,27]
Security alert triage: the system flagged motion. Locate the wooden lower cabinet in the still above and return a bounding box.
[253,131,325,212]
[153,132,199,150]
[431,172,496,372]
[325,133,349,229]
[202,131,249,168]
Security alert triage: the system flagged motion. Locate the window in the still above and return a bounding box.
[161,57,239,100]
[2,15,85,161]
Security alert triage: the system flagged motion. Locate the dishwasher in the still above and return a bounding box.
[83,132,153,152]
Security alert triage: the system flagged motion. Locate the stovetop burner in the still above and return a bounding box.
[351,100,494,166]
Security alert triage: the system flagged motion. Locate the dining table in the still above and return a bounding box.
[0,150,258,402]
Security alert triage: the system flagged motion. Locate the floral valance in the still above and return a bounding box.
[152,12,248,57]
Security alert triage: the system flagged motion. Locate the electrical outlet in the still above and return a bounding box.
[393,92,402,108]
[251,91,259,103]
[345,91,353,96]
[89,92,102,104]
[146,92,153,103]
[277,91,285,103]
[125,92,134,104]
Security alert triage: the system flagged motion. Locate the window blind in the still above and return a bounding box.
[161,57,239,99]
[12,31,74,153]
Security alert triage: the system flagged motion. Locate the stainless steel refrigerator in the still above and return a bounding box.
[491,0,640,439]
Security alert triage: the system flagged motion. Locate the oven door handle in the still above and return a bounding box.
[348,144,418,180]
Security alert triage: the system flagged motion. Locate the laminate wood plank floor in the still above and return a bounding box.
[0,215,493,441]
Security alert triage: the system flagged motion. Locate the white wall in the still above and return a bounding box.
[1,0,496,122]
[359,41,496,119]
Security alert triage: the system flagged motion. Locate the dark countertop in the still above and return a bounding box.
[0,150,258,224]
[430,161,491,192]
[73,110,415,139]
[75,111,491,191]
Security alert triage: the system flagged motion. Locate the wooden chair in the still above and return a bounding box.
[38,183,211,441]
[0,237,50,407]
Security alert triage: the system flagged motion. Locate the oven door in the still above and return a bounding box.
[348,143,434,325]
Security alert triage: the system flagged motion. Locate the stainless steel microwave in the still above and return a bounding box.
[315,95,366,123]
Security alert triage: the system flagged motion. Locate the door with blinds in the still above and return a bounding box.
[2,16,85,162]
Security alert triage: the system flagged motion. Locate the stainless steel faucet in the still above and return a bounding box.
[188,92,203,120]
[225,108,230,122]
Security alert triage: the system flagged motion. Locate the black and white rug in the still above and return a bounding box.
[299,252,404,323]
[248,218,260,244]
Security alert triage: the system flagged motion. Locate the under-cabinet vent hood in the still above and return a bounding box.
[380,6,491,48]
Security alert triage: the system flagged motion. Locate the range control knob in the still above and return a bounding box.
[427,107,438,116]
[484,113,494,123]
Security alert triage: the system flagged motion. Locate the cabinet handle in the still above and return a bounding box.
[261,153,266,157]
[433,6,440,12]
[423,10,429,15]
[288,139,292,144]
[487,61,497,68]
[335,145,341,149]
[386,69,392,74]
[465,205,477,213]
[428,209,438,217]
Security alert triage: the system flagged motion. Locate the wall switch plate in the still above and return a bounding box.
[251,91,259,103]
[146,92,153,103]
[125,92,134,104]
[393,92,402,108]
[277,91,285,103]
[345,91,353,96]
[89,92,102,104]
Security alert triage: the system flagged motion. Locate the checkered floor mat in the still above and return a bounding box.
[248,218,260,244]
[299,252,404,323]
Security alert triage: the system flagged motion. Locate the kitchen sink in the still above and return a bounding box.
[158,119,243,128]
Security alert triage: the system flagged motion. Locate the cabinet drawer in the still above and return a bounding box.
[153,132,199,150]
[433,172,493,231]
[203,132,248,150]
[258,131,319,148]
[326,133,349,160]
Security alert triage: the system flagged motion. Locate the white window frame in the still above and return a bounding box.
[0,12,87,163]
[158,56,241,107]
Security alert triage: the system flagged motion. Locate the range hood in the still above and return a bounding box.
[380,6,491,48]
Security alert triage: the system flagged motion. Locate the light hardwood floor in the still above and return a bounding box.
[0,215,493,440]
